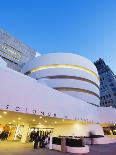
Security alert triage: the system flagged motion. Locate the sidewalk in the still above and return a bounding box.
[0,141,116,155]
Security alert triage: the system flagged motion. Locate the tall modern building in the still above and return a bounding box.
[94,59,116,108]
[0,29,37,71]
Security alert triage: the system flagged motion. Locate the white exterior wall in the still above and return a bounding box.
[21,53,100,106]
[64,92,100,105]
[40,79,99,94]
[31,68,99,86]
[0,66,116,124]
[33,124,104,137]
[52,124,104,137]
[0,67,98,122]
[22,53,98,74]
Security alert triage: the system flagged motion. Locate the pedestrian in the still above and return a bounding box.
[44,135,49,148]
[89,131,94,145]
[33,131,40,149]
[30,128,36,142]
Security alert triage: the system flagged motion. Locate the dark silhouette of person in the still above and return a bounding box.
[89,131,94,145]
[30,129,36,142]
[39,135,45,148]
[33,131,40,149]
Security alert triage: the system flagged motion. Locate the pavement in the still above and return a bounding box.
[0,141,116,155]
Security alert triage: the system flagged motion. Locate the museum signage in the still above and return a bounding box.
[0,103,69,119]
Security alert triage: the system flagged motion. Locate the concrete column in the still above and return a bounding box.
[48,134,53,149]
[14,125,20,140]
[21,124,29,143]
[110,129,113,135]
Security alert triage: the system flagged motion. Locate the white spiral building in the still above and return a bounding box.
[0,52,116,143]
[0,30,116,144]
[22,53,100,106]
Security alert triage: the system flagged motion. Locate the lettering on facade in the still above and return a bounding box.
[6,105,10,109]
[47,112,51,116]
[41,111,45,115]
[53,113,56,117]
[33,110,37,114]
[15,107,20,112]
[1,104,79,120]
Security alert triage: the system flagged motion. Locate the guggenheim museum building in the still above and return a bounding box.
[0,29,116,143]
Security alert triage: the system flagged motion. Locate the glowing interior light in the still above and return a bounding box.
[27,64,99,80]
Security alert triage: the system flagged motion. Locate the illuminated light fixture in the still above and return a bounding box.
[0,115,2,118]
[33,119,35,122]
[40,116,42,119]
[38,123,41,125]
[26,64,99,80]
[9,122,11,124]
[44,120,47,123]
[3,111,7,114]
[13,120,15,123]
[62,119,64,122]
[18,117,21,120]
[54,121,57,124]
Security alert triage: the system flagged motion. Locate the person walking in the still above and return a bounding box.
[89,131,94,145]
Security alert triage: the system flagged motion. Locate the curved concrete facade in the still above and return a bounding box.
[22,53,100,106]
[0,55,116,141]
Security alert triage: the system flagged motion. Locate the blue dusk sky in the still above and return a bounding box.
[0,0,116,73]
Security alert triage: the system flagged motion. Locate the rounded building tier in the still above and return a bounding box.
[22,53,100,106]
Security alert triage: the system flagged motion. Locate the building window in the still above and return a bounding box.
[106,95,109,98]
[101,81,103,85]
[112,88,116,92]
[108,79,112,82]
[110,83,114,87]
[109,94,111,97]
[111,99,113,103]
[102,102,104,105]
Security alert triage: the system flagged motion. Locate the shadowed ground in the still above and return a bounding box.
[0,141,116,155]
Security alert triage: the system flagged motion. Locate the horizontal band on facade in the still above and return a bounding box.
[36,75,99,89]
[24,64,99,80]
[0,49,20,61]
[54,87,100,99]
[87,102,99,107]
